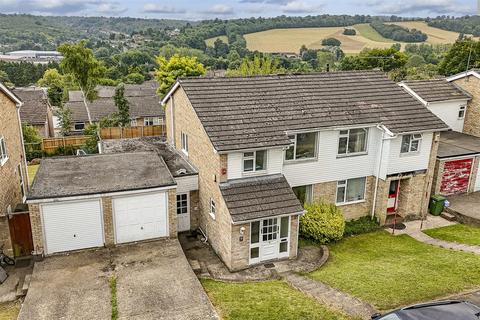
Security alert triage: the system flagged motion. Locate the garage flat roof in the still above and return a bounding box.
[28,152,176,200]
[438,131,480,159]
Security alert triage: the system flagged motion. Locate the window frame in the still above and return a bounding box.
[74,122,85,131]
[209,198,216,220]
[337,128,369,157]
[292,185,313,206]
[400,133,422,154]
[181,132,189,155]
[0,136,8,166]
[284,132,318,162]
[335,177,367,205]
[458,105,467,119]
[176,193,189,216]
[242,150,267,173]
[144,117,160,126]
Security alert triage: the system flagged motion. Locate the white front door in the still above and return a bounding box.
[250,216,290,265]
[113,192,168,244]
[176,193,190,232]
[42,199,104,254]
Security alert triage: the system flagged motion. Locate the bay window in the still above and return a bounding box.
[336,177,366,204]
[401,134,422,154]
[338,128,368,156]
[285,132,317,161]
[243,150,267,172]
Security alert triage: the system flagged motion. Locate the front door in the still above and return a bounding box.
[250,216,290,265]
[176,193,190,232]
[260,218,278,261]
[8,213,33,257]
[387,180,400,213]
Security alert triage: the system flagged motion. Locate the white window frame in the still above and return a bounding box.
[130,119,138,127]
[181,132,189,155]
[337,128,369,157]
[242,150,267,173]
[144,117,160,126]
[458,105,467,119]
[209,198,216,220]
[284,132,318,162]
[176,193,189,216]
[0,136,8,166]
[400,133,422,154]
[74,122,85,131]
[335,177,367,205]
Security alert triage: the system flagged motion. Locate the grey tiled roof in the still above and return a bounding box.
[28,152,176,200]
[220,174,304,223]
[66,81,164,122]
[403,79,471,103]
[14,88,49,125]
[178,71,449,152]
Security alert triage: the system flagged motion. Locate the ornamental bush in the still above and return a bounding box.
[300,202,345,244]
[344,216,380,237]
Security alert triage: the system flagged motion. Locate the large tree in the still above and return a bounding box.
[155,54,205,97]
[114,83,130,127]
[58,41,106,124]
[438,38,480,76]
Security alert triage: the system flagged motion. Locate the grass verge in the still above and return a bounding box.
[424,224,480,246]
[201,279,353,320]
[109,276,118,320]
[27,165,39,186]
[0,300,21,320]
[309,231,480,311]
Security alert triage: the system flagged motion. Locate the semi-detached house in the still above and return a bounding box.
[162,70,449,271]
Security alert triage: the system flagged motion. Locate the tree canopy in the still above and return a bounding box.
[227,55,285,76]
[438,38,480,76]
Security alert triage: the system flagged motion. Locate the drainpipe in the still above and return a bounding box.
[371,124,396,220]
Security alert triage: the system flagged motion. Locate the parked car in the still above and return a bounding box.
[371,300,480,320]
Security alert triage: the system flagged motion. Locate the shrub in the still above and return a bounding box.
[322,38,342,47]
[344,216,380,237]
[343,28,356,36]
[300,202,345,244]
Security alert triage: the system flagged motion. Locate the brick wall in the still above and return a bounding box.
[0,90,28,255]
[102,197,114,246]
[189,190,200,230]
[28,204,43,255]
[452,76,480,137]
[167,189,177,238]
[166,88,233,268]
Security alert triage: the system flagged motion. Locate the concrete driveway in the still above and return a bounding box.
[18,240,218,320]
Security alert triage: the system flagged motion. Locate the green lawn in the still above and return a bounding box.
[27,165,39,185]
[0,301,21,320]
[424,224,480,246]
[309,231,480,311]
[201,279,352,320]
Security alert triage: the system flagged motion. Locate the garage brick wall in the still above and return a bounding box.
[167,189,177,238]
[189,190,200,230]
[452,76,480,137]
[0,90,28,255]
[102,197,114,246]
[29,204,43,255]
[166,88,234,269]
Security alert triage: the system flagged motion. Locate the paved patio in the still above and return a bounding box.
[446,192,480,226]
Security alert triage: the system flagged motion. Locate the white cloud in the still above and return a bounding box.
[205,4,235,15]
[366,0,474,15]
[97,2,127,15]
[0,0,127,15]
[142,3,186,14]
[281,0,322,13]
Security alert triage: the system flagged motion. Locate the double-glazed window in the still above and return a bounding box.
[338,128,368,156]
[292,185,312,206]
[458,105,466,119]
[0,136,7,166]
[401,134,422,154]
[336,177,366,204]
[74,122,85,131]
[285,132,317,161]
[144,117,160,126]
[181,132,188,154]
[243,150,266,172]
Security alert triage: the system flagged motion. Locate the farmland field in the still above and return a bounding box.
[205,35,229,46]
[205,21,472,54]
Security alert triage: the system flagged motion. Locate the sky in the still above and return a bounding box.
[0,0,478,20]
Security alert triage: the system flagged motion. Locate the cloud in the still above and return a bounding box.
[239,0,290,4]
[142,3,186,14]
[366,0,474,15]
[97,1,127,15]
[281,0,323,13]
[0,0,126,15]
[204,4,234,15]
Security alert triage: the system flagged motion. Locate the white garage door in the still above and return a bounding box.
[113,192,168,244]
[42,200,104,254]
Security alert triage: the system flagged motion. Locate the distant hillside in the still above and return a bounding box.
[428,16,480,37]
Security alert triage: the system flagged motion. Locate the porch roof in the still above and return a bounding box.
[220,174,304,223]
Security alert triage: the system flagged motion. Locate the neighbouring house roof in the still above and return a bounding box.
[66,81,164,123]
[447,69,480,82]
[27,152,176,200]
[13,88,50,125]
[168,71,449,152]
[0,81,22,106]
[437,131,480,159]
[401,79,471,103]
[101,137,198,178]
[220,174,304,223]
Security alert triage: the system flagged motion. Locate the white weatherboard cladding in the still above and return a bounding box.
[113,192,168,244]
[427,100,467,132]
[42,200,104,254]
[175,175,198,193]
[387,132,433,175]
[227,148,284,180]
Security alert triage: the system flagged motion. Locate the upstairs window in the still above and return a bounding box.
[0,136,8,166]
[285,132,317,161]
[243,150,267,172]
[338,128,368,156]
[401,134,422,154]
[458,105,466,119]
[181,132,188,154]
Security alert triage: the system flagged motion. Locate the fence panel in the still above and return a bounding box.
[100,125,165,140]
[42,136,91,155]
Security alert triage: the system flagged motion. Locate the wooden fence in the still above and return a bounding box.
[100,125,166,140]
[42,136,91,155]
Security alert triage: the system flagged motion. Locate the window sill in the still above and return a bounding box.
[336,199,366,206]
[0,157,8,167]
[399,151,420,157]
[284,157,318,165]
[336,152,368,159]
[242,170,268,176]
[209,212,216,220]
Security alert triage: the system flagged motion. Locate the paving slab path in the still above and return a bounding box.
[407,230,480,254]
[284,272,377,320]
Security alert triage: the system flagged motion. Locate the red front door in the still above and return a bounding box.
[387,180,400,213]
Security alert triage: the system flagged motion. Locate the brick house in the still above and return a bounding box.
[0,82,30,257]
[161,71,448,271]
[400,75,480,196]
[14,87,55,138]
[63,81,164,135]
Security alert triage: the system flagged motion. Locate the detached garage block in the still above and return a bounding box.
[26,152,177,256]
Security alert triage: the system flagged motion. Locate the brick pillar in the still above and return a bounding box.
[168,189,177,238]
[219,154,228,183]
[28,204,44,256]
[102,197,115,246]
